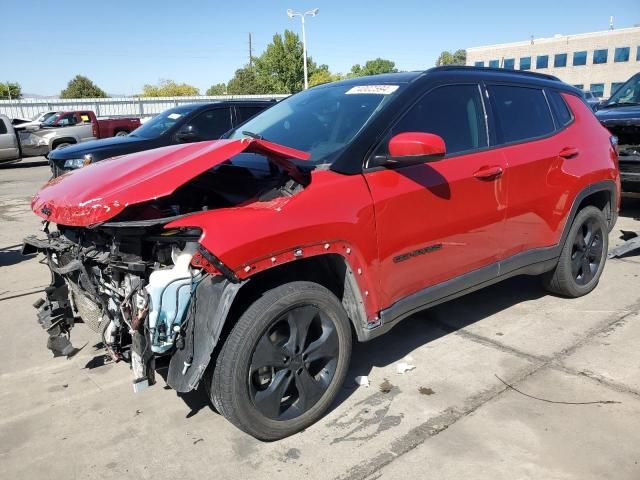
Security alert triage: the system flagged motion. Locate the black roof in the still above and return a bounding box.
[314,66,578,95]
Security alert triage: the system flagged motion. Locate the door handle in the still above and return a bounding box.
[559,147,579,159]
[473,165,503,180]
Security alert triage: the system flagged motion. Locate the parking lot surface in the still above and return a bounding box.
[1,158,639,479]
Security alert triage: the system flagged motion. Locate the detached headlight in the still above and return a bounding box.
[63,155,92,169]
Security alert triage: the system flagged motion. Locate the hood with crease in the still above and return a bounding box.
[32,138,310,227]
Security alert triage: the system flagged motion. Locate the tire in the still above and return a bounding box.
[543,206,608,297]
[53,142,72,150]
[208,281,352,440]
[114,131,129,137]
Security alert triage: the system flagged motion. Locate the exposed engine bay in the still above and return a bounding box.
[23,153,310,392]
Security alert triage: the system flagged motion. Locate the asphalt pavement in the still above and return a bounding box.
[1,158,639,479]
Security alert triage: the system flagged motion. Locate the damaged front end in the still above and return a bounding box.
[23,138,311,393]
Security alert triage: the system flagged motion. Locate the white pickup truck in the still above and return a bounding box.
[0,114,21,164]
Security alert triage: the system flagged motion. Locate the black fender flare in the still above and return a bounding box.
[167,275,244,392]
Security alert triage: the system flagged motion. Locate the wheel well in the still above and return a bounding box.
[576,189,613,227]
[52,138,77,149]
[113,128,129,135]
[218,255,368,350]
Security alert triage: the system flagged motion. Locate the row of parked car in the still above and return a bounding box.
[16,66,638,441]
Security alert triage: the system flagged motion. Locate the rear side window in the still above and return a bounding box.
[488,85,554,144]
[389,84,488,156]
[237,106,265,124]
[547,91,573,127]
[0,120,7,134]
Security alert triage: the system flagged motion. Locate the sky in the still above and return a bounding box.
[2,0,639,96]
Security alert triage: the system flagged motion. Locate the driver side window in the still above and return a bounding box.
[384,84,488,157]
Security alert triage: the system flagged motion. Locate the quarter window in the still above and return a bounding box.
[554,53,567,67]
[637,46,640,61]
[503,58,515,69]
[519,56,531,70]
[614,47,630,62]
[573,84,584,90]
[389,84,488,156]
[487,85,555,144]
[474,61,485,67]
[547,91,573,127]
[573,51,587,66]
[489,60,499,68]
[536,55,549,69]
[590,84,605,98]
[593,49,608,64]
[0,120,6,134]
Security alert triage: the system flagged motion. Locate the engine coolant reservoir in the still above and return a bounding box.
[147,242,200,354]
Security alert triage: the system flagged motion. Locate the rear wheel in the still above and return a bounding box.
[543,206,608,297]
[53,142,72,150]
[114,131,129,137]
[208,281,352,440]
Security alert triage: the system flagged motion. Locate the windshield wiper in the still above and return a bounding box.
[242,130,264,140]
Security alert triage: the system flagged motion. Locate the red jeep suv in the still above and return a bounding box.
[24,67,620,440]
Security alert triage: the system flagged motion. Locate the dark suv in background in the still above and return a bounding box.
[596,72,640,193]
[48,100,275,177]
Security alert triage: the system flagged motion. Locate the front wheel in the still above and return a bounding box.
[208,281,352,440]
[543,206,608,297]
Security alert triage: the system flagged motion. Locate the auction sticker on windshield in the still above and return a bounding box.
[346,85,399,95]
[168,113,182,119]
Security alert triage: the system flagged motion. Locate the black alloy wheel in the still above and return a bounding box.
[249,305,339,420]
[570,217,604,285]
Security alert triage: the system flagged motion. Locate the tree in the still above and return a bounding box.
[309,65,343,86]
[60,75,107,98]
[435,49,467,66]
[226,67,271,95]
[349,58,397,77]
[0,82,21,100]
[141,79,199,97]
[206,83,227,95]
[253,30,320,93]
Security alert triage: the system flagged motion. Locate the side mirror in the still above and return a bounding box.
[176,125,200,142]
[381,132,446,167]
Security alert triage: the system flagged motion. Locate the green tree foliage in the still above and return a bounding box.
[435,49,467,66]
[309,64,343,86]
[60,75,107,98]
[206,83,227,95]
[0,82,21,100]
[349,58,398,77]
[252,30,320,94]
[141,79,199,97]
[226,67,271,95]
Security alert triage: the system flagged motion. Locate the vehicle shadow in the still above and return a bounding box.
[164,274,548,421]
[0,159,48,169]
[328,275,547,413]
[620,196,640,220]
[0,244,34,267]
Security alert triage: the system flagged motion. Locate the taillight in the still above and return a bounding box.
[92,122,98,138]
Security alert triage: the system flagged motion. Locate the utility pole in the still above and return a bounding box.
[249,33,253,67]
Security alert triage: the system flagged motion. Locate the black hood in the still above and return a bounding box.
[49,135,158,162]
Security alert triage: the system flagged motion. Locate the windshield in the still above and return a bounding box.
[130,105,199,139]
[227,83,402,164]
[605,75,640,107]
[42,113,61,125]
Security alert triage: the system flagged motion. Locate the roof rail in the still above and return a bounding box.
[428,65,561,82]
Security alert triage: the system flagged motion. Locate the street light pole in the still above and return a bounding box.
[287,8,319,90]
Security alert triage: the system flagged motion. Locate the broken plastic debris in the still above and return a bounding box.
[396,362,416,374]
[355,375,370,387]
